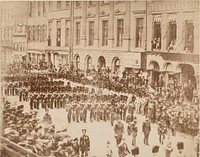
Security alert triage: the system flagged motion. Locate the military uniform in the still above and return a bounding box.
[80,132,90,157]
[142,119,151,145]
[114,121,124,145]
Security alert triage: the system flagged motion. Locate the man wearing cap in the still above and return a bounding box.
[79,129,90,157]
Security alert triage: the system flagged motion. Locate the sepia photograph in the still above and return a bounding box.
[0,0,199,157]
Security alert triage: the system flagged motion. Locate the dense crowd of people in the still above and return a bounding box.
[2,62,199,157]
[3,71,199,137]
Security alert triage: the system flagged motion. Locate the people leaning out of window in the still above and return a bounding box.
[151,37,161,51]
[167,39,177,52]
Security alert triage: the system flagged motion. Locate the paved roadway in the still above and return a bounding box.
[5,95,197,157]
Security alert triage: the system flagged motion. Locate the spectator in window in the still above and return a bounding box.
[185,35,193,53]
[156,37,161,50]
[151,38,157,51]
[168,39,176,51]
[57,35,61,46]
[47,36,51,46]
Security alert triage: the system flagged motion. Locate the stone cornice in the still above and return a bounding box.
[99,11,109,17]
[87,12,95,18]
[114,9,125,16]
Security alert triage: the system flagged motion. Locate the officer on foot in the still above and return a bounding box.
[79,129,90,157]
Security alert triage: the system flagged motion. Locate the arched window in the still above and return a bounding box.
[75,55,80,69]
[86,56,92,71]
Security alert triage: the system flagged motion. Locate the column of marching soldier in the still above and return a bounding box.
[3,74,199,137]
[2,74,199,157]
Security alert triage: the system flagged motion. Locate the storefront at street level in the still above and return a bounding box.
[145,51,199,89]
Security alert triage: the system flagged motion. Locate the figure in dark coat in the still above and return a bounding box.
[142,118,151,145]
[79,129,90,157]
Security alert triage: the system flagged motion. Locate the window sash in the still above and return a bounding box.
[76,22,80,45]
[43,2,46,16]
[89,21,94,46]
[102,20,108,46]
[33,26,35,41]
[43,25,47,41]
[37,26,40,41]
[185,22,194,52]
[65,28,70,46]
[117,19,124,47]
[136,18,143,47]
[169,23,176,41]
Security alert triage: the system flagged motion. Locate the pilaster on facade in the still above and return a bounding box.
[94,1,100,47]
[81,2,87,47]
[107,1,114,48]
[123,1,131,51]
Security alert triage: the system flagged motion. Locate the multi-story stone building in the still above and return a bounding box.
[145,0,199,88]
[12,24,28,63]
[27,1,147,74]
[26,1,48,67]
[0,1,28,67]
[26,1,200,87]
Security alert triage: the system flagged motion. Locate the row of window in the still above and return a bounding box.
[27,25,47,42]
[36,1,110,13]
[153,20,194,52]
[54,1,109,9]
[2,8,14,22]
[26,17,194,52]
[13,42,26,52]
[29,1,46,17]
[3,27,13,41]
[48,18,141,47]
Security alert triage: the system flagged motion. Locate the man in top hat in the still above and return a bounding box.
[79,129,90,157]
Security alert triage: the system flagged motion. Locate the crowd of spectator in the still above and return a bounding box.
[2,61,199,156]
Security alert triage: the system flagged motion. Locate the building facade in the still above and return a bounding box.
[27,1,147,74]
[145,0,199,88]
[26,1,48,68]
[0,1,28,67]
[18,1,200,88]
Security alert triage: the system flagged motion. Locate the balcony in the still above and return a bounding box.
[145,50,199,64]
